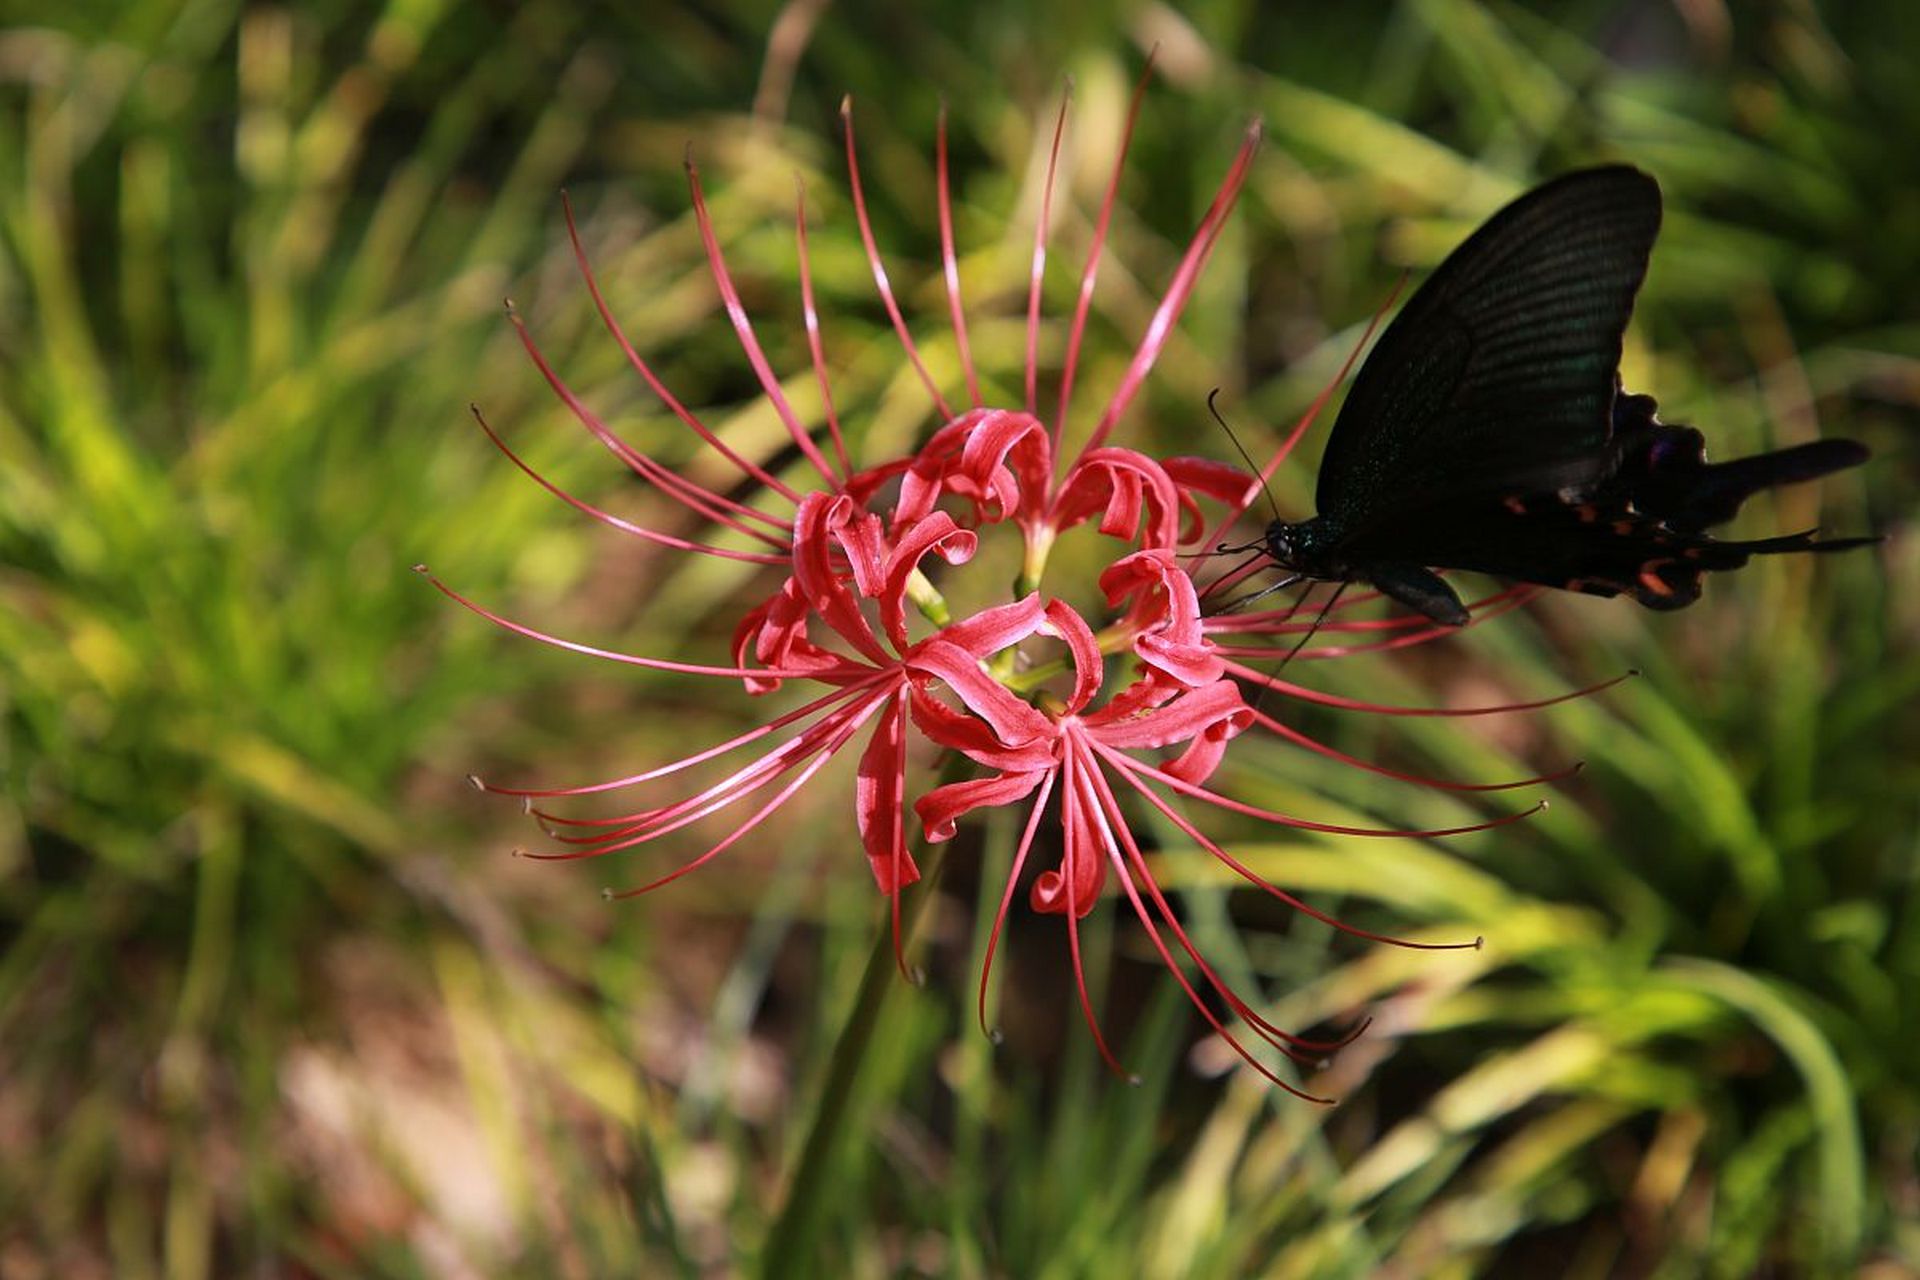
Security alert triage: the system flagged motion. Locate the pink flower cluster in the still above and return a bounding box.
[424,69,1614,1098]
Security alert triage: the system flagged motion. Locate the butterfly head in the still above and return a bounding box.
[1261,517,1344,580]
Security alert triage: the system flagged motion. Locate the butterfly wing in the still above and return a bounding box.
[1604,391,1871,532]
[1315,166,1663,533]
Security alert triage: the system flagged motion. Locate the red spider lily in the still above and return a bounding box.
[423,65,1608,1096]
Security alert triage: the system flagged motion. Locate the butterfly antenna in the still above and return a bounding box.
[1207,388,1283,524]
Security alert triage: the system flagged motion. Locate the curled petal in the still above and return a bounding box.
[895,409,1052,529]
[856,696,921,892]
[1138,624,1223,686]
[908,686,1057,771]
[1162,689,1255,785]
[735,578,849,692]
[903,597,1057,769]
[910,639,1054,748]
[841,455,916,509]
[1041,598,1104,715]
[1052,447,1182,548]
[1095,668,1187,722]
[958,409,1052,524]
[1162,455,1262,543]
[933,593,1051,658]
[1085,677,1248,747]
[792,494,890,663]
[1086,676,1250,760]
[893,417,975,528]
[1101,549,1223,686]
[1030,746,1106,918]
[732,596,787,696]
[831,500,891,598]
[881,512,977,650]
[916,771,1045,843]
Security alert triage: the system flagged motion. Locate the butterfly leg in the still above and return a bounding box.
[1369,564,1469,626]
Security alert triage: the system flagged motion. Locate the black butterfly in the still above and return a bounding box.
[1261,165,1873,627]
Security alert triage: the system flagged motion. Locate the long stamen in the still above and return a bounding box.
[1082,744,1336,1097]
[1207,585,1529,640]
[1229,278,1407,534]
[551,694,891,848]
[507,301,792,544]
[1099,783,1371,1059]
[473,678,884,800]
[1204,562,1309,614]
[1101,744,1491,952]
[533,691,888,861]
[1195,551,1273,605]
[1287,588,1540,659]
[602,700,879,898]
[840,97,953,419]
[469,405,787,564]
[1253,709,1581,792]
[1060,749,1132,1080]
[793,178,854,479]
[1025,86,1071,417]
[1077,752,1340,1099]
[560,194,806,504]
[685,155,842,488]
[1207,584,1385,621]
[1053,53,1154,457]
[1078,119,1260,460]
[1185,276,1414,589]
[1093,737,1543,844]
[935,104,982,410]
[1235,662,1638,718]
[978,771,1057,1042]
[414,566,863,682]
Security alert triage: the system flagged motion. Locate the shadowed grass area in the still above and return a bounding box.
[2,2,1913,1276]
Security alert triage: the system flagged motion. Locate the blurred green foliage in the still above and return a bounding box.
[1,1,1913,1277]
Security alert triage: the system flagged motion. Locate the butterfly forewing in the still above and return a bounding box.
[1316,167,1663,532]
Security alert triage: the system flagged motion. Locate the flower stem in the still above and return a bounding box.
[903,566,951,627]
[1001,621,1140,695]
[757,845,948,1275]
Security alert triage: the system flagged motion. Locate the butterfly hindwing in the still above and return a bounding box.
[1337,489,1851,614]
[1315,167,1663,533]
[1605,392,1872,533]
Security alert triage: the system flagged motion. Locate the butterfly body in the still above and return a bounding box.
[1263,166,1872,626]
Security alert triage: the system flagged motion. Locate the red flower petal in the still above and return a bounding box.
[1102,549,1225,686]
[1029,747,1108,918]
[792,494,891,663]
[915,771,1046,843]
[909,639,1053,748]
[1052,447,1181,547]
[856,695,921,893]
[1041,598,1103,715]
[880,511,977,650]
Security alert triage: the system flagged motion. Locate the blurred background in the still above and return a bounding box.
[1,1,1914,1276]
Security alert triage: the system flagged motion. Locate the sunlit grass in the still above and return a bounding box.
[2,2,1912,1276]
